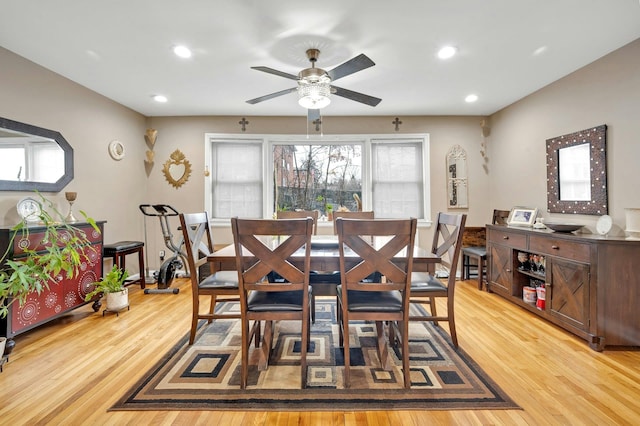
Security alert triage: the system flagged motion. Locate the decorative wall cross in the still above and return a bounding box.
[313,119,322,132]
[239,117,249,132]
[392,117,402,131]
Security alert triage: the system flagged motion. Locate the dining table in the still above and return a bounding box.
[208,234,440,372]
[207,235,441,296]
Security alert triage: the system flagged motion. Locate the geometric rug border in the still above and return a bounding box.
[110,302,521,412]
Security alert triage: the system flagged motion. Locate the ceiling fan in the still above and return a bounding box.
[246,49,382,121]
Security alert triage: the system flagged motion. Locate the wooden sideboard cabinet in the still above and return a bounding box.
[0,221,105,345]
[486,224,640,351]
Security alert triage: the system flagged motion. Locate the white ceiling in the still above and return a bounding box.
[1,1,639,118]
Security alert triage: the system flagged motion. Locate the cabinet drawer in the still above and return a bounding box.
[487,228,527,250]
[11,223,102,257]
[529,235,590,263]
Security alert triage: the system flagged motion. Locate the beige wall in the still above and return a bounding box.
[488,38,640,235]
[5,36,637,271]
[0,47,149,245]
[145,116,490,254]
[0,46,489,269]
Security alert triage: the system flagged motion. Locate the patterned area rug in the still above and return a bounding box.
[111,300,519,411]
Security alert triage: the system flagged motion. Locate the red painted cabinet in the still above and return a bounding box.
[0,221,104,340]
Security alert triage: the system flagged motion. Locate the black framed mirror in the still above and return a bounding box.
[0,116,73,192]
[546,124,607,215]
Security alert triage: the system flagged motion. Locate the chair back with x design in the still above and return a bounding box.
[180,212,240,346]
[335,217,417,389]
[231,217,314,389]
[410,212,466,348]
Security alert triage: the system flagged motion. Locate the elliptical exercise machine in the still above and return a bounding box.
[139,204,187,294]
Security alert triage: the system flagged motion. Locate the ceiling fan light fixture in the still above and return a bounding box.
[173,45,192,58]
[438,45,457,60]
[297,79,331,109]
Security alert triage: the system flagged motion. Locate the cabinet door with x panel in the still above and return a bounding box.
[547,257,590,332]
[488,243,512,296]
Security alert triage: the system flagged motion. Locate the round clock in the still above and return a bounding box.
[596,215,613,235]
[108,140,125,160]
[17,197,42,222]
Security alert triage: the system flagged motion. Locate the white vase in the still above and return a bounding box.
[105,288,129,312]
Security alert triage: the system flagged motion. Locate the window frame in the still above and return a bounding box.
[204,133,431,226]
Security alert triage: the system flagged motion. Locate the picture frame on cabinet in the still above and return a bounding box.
[508,207,538,227]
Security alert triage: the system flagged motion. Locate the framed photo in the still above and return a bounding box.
[508,207,538,227]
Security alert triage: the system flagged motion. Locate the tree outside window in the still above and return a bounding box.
[273,144,362,216]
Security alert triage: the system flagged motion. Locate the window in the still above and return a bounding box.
[208,138,263,218]
[205,134,430,222]
[273,143,363,214]
[371,138,425,218]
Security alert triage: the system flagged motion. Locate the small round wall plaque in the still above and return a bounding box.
[108,140,125,160]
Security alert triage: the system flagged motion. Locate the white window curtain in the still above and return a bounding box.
[211,141,263,218]
[371,141,424,218]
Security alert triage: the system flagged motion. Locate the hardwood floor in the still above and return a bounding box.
[1,277,640,425]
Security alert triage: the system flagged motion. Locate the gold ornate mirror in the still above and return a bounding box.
[162,149,192,189]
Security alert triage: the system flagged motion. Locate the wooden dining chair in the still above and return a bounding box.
[336,217,417,389]
[332,210,374,234]
[231,217,314,389]
[332,211,379,278]
[492,209,511,225]
[276,210,319,234]
[179,212,240,345]
[461,209,509,289]
[410,212,466,348]
[299,210,376,323]
[276,210,322,321]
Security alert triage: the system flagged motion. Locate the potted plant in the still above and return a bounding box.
[84,265,129,314]
[0,193,99,356]
[326,204,334,221]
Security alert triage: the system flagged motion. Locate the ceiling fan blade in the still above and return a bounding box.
[327,54,375,81]
[246,87,297,104]
[308,108,320,122]
[251,66,299,80]
[332,86,381,107]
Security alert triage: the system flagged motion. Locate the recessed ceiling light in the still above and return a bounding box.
[437,46,457,60]
[533,46,548,56]
[173,45,192,58]
[152,95,168,103]
[85,50,101,61]
[465,94,478,103]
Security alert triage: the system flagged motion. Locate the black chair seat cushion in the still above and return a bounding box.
[247,286,312,312]
[103,241,144,254]
[309,271,342,284]
[462,246,487,257]
[274,271,380,285]
[410,272,447,293]
[337,285,403,312]
[199,271,239,290]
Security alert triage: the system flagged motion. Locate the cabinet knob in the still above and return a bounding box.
[503,236,509,240]
[505,268,511,273]
[551,245,559,250]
